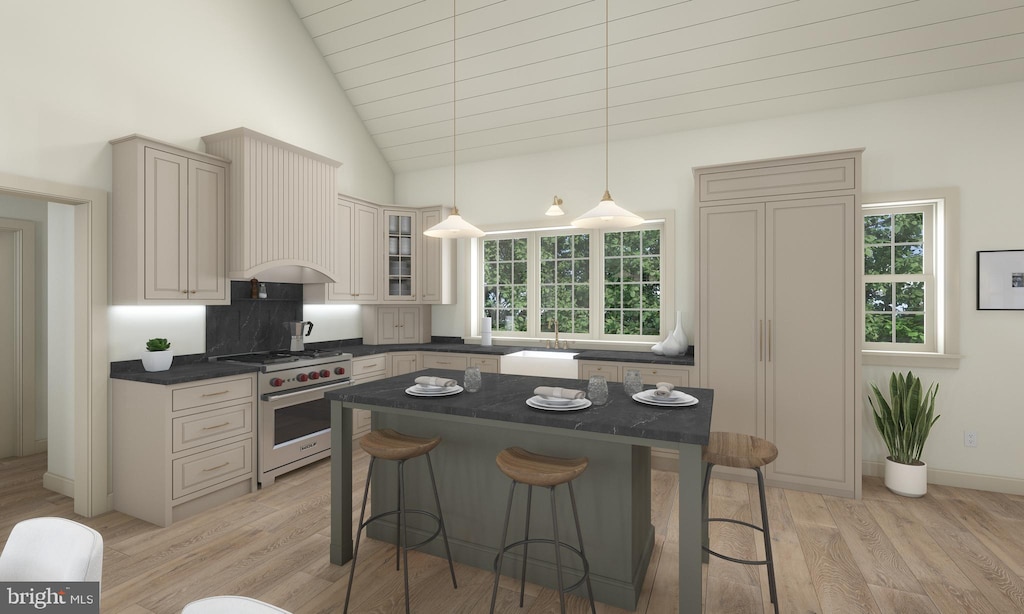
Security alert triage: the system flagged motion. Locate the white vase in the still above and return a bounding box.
[141,349,173,372]
[884,456,927,497]
[671,311,689,355]
[651,340,664,355]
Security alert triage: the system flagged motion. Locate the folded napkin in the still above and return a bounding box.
[534,386,586,400]
[653,382,675,397]
[415,376,458,388]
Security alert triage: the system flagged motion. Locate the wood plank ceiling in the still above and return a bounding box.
[290,0,1024,172]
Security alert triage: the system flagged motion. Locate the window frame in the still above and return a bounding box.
[471,215,672,346]
[861,189,961,369]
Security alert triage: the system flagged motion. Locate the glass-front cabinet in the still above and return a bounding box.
[384,210,417,301]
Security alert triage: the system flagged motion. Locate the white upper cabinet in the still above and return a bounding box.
[202,128,341,284]
[383,206,455,304]
[305,195,380,304]
[110,135,229,305]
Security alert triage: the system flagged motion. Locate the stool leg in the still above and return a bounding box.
[567,482,596,614]
[396,464,402,571]
[425,453,457,589]
[519,485,532,607]
[549,486,566,614]
[756,467,779,613]
[399,459,411,614]
[490,480,518,614]
[344,457,376,614]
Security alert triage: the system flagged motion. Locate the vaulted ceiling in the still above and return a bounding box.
[290,0,1024,172]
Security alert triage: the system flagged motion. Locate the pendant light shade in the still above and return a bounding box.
[423,206,485,238]
[572,0,643,230]
[545,195,564,216]
[423,0,485,239]
[571,190,643,229]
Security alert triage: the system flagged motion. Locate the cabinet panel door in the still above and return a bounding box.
[390,353,420,376]
[765,197,856,491]
[145,148,188,299]
[353,203,380,301]
[699,203,764,437]
[398,307,421,343]
[377,308,401,344]
[188,159,227,301]
[327,198,355,301]
[383,210,417,301]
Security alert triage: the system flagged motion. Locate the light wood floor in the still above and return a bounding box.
[3,450,1024,613]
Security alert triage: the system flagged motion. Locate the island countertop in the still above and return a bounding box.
[327,368,712,446]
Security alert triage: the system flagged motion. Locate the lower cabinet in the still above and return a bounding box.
[350,355,389,438]
[389,352,420,377]
[111,374,257,527]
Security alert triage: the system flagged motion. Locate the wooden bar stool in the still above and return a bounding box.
[343,429,457,614]
[702,432,780,614]
[489,447,595,614]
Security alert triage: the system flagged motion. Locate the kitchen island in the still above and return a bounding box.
[328,369,712,613]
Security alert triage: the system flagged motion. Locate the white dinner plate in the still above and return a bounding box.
[526,396,592,411]
[632,390,699,407]
[537,395,576,406]
[406,385,464,397]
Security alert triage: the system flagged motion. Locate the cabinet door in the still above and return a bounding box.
[327,198,355,301]
[352,203,380,301]
[698,203,764,438]
[188,159,227,301]
[384,210,417,301]
[390,352,420,376]
[144,147,189,300]
[419,207,454,304]
[398,307,421,343]
[377,307,402,344]
[764,196,856,492]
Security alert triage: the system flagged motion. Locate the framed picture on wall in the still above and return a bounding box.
[977,249,1024,310]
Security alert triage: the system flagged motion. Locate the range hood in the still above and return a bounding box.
[202,128,342,285]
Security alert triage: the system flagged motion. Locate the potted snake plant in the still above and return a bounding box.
[142,337,173,372]
[869,371,940,497]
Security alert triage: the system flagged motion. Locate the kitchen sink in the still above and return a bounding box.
[500,350,579,379]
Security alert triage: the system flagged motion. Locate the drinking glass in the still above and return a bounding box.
[623,369,643,396]
[587,375,609,405]
[464,366,482,393]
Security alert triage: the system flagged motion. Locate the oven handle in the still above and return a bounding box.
[261,379,351,403]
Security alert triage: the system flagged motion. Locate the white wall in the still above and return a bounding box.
[0,1,391,361]
[46,203,75,477]
[396,81,1024,486]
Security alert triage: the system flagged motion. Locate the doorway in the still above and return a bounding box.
[0,218,36,459]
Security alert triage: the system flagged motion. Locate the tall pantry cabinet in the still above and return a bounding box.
[695,149,863,498]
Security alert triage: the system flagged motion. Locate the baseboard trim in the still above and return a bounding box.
[863,461,1024,496]
[43,471,74,498]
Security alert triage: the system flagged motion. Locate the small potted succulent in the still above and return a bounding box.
[869,371,940,497]
[142,337,173,372]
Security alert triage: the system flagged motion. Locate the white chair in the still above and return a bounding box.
[0,517,103,584]
[182,596,292,613]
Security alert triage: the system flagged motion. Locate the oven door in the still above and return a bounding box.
[258,379,350,482]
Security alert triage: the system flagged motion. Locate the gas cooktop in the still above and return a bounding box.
[211,349,347,366]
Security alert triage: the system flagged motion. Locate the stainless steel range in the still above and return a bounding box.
[211,349,352,486]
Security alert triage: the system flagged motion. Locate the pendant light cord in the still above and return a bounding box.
[605,0,609,193]
[453,0,458,215]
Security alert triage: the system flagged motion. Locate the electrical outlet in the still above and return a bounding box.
[964,431,978,448]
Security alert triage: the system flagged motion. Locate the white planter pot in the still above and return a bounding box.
[141,349,173,372]
[884,456,928,497]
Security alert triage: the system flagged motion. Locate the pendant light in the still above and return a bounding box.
[424,1,485,239]
[545,195,564,216]
[572,0,643,230]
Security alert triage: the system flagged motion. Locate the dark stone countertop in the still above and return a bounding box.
[329,368,712,447]
[108,342,693,385]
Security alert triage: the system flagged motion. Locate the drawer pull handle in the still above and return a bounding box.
[202,390,229,397]
[203,462,230,472]
[202,422,230,430]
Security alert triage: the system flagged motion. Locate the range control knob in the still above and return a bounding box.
[270,377,285,387]
[296,373,309,383]
[319,369,331,378]
[309,371,320,380]
[334,367,346,375]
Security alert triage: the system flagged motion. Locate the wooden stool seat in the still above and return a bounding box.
[359,428,441,461]
[702,432,778,469]
[496,447,588,487]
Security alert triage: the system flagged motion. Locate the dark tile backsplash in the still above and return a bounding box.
[206,281,304,356]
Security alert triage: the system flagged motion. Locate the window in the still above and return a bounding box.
[864,204,935,350]
[478,220,666,342]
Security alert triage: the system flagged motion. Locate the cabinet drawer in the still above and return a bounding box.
[172,439,252,499]
[631,365,689,387]
[352,355,388,377]
[172,377,253,411]
[579,362,621,382]
[422,353,469,370]
[469,356,499,373]
[172,403,253,453]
